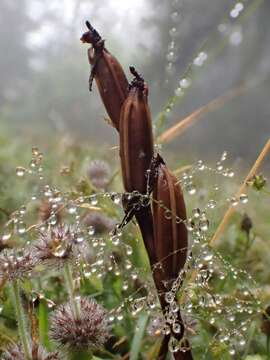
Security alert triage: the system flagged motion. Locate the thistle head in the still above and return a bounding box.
[0,248,36,284]
[33,224,75,269]
[87,160,111,189]
[2,343,59,360]
[83,211,117,234]
[50,297,110,351]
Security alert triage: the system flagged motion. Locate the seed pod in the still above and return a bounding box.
[152,156,188,283]
[119,66,154,194]
[81,21,129,130]
[119,67,156,263]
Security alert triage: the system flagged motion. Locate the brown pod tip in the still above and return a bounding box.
[129,66,148,96]
[80,20,102,46]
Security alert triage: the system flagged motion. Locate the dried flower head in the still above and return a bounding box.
[87,160,111,189]
[33,225,75,269]
[83,211,116,233]
[50,297,109,351]
[0,249,36,284]
[2,343,59,360]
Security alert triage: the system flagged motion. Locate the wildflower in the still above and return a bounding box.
[2,343,59,360]
[50,297,109,351]
[83,211,116,233]
[0,249,36,284]
[33,225,75,269]
[87,160,111,189]
[81,21,129,130]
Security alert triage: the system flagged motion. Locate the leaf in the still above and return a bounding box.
[130,313,149,360]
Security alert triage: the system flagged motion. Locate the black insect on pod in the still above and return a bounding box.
[81,21,129,131]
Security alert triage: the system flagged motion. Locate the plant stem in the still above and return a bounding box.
[10,280,32,360]
[64,264,80,319]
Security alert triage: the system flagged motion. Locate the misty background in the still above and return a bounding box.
[1,0,270,167]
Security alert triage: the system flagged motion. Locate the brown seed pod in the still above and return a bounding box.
[119,66,154,194]
[119,67,155,263]
[152,156,192,359]
[81,21,129,130]
[152,156,188,283]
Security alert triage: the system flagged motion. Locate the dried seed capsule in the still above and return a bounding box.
[119,67,156,263]
[152,156,188,283]
[81,21,129,130]
[119,67,154,194]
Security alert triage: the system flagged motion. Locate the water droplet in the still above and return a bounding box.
[169,336,180,353]
[49,214,57,225]
[90,195,98,205]
[67,203,77,214]
[197,160,205,170]
[216,162,223,171]
[207,200,217,209]
[111,192,121,205]
[175,87,183,97]
[16,167,26,177]
[239,193,248,204]
[2,232,11,241]
[17,221,26,235]
[173,322,181,334]
[165,292,175,304]
[167,51,177,63]
[111,235,120,246]
[88,226,95,236]
[230,197,238,206]
[74,231,84,244]
[179,78,191,89]
[187,183,196,195]
[169,27,179,38]
[126,245,133,255]
[229,348,235,355]
[171,11,181,23]
[239,338,246,346]
[199,219,209,232]
[192,208,201,218]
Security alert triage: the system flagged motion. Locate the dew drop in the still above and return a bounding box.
[90,195,98,206]
[169,336,180,353]
[239,193,248,204]
[192,208,201,218]
[16,167,26,177]
[74,231,84,244]
[165,292,175,304]
[207,200,217,209]
[110,192,121,205]
[199,219,209,232]
[179,78,191,89]
[175,87,183,97]
[88,226,95,236]
[17,221,26,235]
[187,183,196,195]
[173,322,181,334]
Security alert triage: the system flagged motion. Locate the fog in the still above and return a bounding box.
[1,0,270,165]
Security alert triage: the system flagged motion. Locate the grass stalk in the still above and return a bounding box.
[10,280,32,360]
[210,138,270,246]
[64,264,80,319]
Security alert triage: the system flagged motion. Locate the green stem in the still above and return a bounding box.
[10,280,32,360]
[64,264,80,319]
